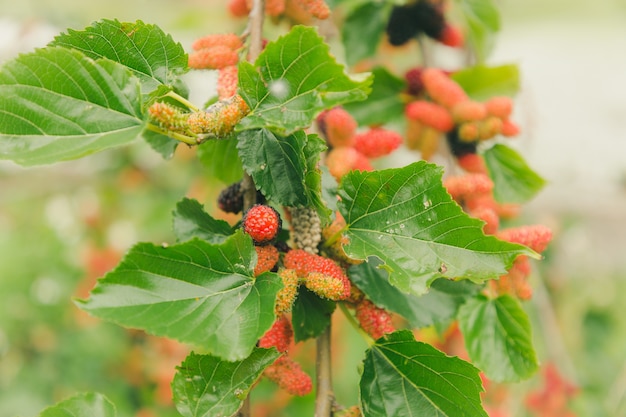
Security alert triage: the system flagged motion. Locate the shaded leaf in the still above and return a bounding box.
[341,2,390,67]
[173,349,280,417]
[39,392,116,417]
[452,64,519,101]
[237,25,372,135]
[77,232,281,361]
[458,294,538,382]
[344,66,406,126]
[360,330,487,417]
[50,19,188,95]
[483,144,546,204]
[456,0,501,63]
[292,287,335,342]
[197,137,243,184]
[172,198,234,243]
[349,258,480,329]
[238,129,330,221]
[0,47,144,166]
[143,129,179,159]
[337,162,536,295]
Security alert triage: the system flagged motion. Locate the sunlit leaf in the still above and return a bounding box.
[458,294,538,382]
[77,232,281,361]
[0,47,144,166]
[50,19,188,95]
[39,393,116,417]
[173,349,280,417]
[452,64,519,100]
[483,144,546,204]
[338,162,536,295]
[237,25,372,135]
[360,330,487,417]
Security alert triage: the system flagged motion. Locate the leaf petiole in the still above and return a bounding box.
[164,90,201,112]
[145,123,198,146]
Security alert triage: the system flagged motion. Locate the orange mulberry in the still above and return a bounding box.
[264,355,313,396]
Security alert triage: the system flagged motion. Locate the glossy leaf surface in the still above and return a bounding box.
[360,330,487,417]
[78,232,281,361]
[173,349,280,417]
[0,47,144,165]
[338,162,536,295]
[458,294,538,382]
[237,25,371,135]
[51,19,188,95]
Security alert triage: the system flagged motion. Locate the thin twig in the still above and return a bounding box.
[144,123,197,145]
[315,323,334,417]
[236,2,265,416]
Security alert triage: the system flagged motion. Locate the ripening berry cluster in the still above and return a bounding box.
[284,249,351,301]
[227,0,331,21]
[386,0,463,48]
[318,107,403,181]
[187,95,250,138]
[443,168,553,300]
[353,299,395,340]
[404,68,520,160]
[188,33,242,70]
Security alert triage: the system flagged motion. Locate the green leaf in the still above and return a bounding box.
[343,66,406,126]
[173,349,280,417]
[197,138,243,184]
[349,258,480,329]
[341,2,390,67]
[39,392,116,417]
[337,162,536,295]
[456,0,501,63]
[0,47,145,166]
[483,144,546,204]
[50,19,188,95]
[237,25,372,135]
[172,198,234,243]
[143,129,179,159]
[451,64,519,101]
[303,133,333,223]
[77,232,282,361]
[458,294,538,382]
[291,287,335,342]
[238,129,330,221]
[360,330,487,417]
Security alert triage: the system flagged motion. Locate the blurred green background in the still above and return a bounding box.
[1,1,626,416]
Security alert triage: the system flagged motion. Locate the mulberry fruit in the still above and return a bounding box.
[254,244,279,276]
[405,100,454,132]
[353,128,403,159]
[264,355,313,396]
[283,249,351,300]
[322,107,357,148]
[259,314,292,353]
[242,204,282,245]
[355,299,395,340]
[275,269,300,314]
[289,207,322,254]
